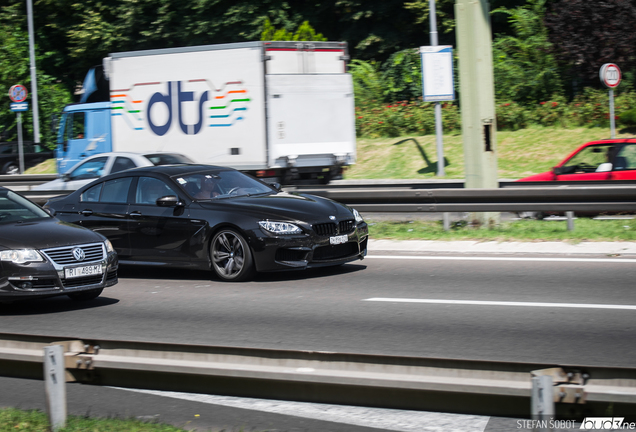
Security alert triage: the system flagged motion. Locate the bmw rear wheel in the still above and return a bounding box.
[211,229,254,281]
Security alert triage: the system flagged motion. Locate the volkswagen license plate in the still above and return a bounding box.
[65,264,102,279]
[329,235,348,245]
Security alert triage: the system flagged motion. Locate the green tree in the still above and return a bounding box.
[0,4,71,146]
[260,18,326,41]
[492,0,563,104]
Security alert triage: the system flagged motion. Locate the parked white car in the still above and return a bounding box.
[34,152,193,191]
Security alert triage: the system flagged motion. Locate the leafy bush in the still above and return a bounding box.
[355,100,460,138]
[496,101,529,131]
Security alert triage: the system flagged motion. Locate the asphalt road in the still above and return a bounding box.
[2,249,635,367]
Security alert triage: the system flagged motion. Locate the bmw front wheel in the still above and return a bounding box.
[210,229,254,282]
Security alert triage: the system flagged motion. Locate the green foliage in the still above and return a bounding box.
[349,59,385,103]
[496,101,530,131]
[260,18,327,41]
[0,6,71,147]
[380,49,422,103]
[492,0,564,105]
[355,100,460,138]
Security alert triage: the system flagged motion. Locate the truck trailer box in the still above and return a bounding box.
[56,41,356,184]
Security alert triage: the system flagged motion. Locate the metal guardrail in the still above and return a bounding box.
[1,332,635,417]
[3,175,636,214]
[4,183,636,213]
[287,186,636,213]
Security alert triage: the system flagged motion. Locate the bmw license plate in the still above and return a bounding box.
[65,264,102,279]
[329,235,348,245]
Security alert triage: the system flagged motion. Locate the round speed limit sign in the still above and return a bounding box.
[600,63,621,88]
[8,84,28,103]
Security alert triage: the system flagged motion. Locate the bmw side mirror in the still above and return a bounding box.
[44,207,56,216]
[156,195,183,207]
[271,182,282,191]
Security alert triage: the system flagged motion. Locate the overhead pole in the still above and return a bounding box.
[455,0,499,227]
[27,0,40,144]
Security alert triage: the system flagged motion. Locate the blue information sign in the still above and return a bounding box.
[10,102,29,112]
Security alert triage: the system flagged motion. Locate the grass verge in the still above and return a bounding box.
[0,408,185,432]
[367,217,636,242]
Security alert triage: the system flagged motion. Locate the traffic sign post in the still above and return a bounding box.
[599,64,621,138]
[8,84,29,174]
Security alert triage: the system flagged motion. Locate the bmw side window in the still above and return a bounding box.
[81,183,103,202]
[100,177,133,203]
[615,145,636,171]
[135,177,179,205]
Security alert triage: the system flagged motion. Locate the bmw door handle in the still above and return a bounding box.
[129,211,142,218]
[80,210,93,216]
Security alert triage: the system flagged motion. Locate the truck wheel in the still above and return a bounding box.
[210,229,254,281]
[2,163,19,175]
[67,288,103,301]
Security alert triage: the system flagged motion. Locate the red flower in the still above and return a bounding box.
[552,102,558,107]
[378,121,384,124]
[358,116,363,119]
[504,103,511,107]
[540,102,546,105]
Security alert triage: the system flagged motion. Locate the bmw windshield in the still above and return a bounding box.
[174,170,276,200]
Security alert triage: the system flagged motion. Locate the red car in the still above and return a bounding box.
[517,138,636,182]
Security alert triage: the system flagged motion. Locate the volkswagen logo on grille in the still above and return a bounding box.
[72,247,86,262]
[329,215,336,221]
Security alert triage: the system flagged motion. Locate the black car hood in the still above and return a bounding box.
[199,192,354,222]
[0,218,104,250]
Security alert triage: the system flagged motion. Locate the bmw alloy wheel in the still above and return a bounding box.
[211,229,254,281]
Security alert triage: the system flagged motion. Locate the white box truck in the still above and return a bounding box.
[56,41,356,184]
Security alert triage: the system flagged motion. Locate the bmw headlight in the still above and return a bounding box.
[352,208,364,223]
[0,249,44,264]
[259,221,302,234]
[104,240,115,253]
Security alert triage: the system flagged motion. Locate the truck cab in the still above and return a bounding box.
[56,102,112,174]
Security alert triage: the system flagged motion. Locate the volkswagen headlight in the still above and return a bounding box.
[104,240,115,253]
[352,208,364,223]
[259,221,302,234]
[0,249,44,264]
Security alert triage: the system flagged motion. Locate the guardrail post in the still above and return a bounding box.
[44,345,66,431]
[531,375,554,432]
[443,212,450,231]
[566,211,574,231]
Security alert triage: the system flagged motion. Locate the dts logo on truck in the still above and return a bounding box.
[110,80,250,135]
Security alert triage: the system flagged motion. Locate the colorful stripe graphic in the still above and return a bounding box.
[110,79,250,131]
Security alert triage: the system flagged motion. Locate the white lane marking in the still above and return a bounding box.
[367,255,636,263]
[364,298,636,310]
[113,387,490,432]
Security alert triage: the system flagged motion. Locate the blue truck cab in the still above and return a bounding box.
[56,102,113,174]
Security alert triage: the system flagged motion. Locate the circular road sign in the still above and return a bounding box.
[600,63,622,89]
[8,84,28,103]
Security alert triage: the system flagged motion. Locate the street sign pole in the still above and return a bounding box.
[9,85,29,174]
[610,89,616,138]
[17,112,24,174]
[429,0,445,176]
[599,63,621,139]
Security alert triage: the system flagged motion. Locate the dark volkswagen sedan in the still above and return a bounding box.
[0,187,118,302]
[45,165,368,281]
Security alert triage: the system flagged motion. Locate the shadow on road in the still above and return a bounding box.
[0,296,119,316]
[117,263,367,283]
